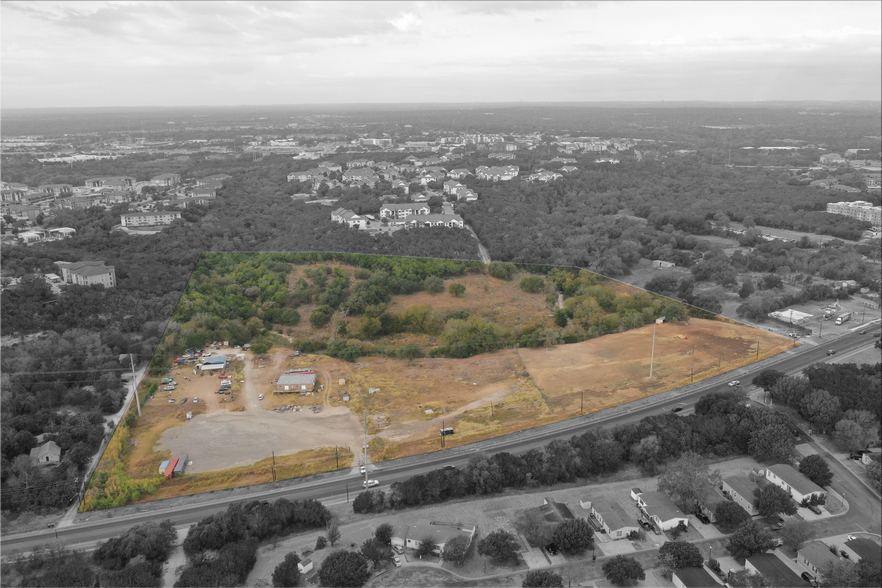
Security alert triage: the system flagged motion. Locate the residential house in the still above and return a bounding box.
[318,163,342,173]
[340,210,367,229]
[527,170,563,182]
[764,464,826,504]
[380,203,430,219]
[633,490,689,531]
[1,182,28,204]
[745,553,811,587]
[346,159,375,169]
[342,168,379,187]
[797,541,844,580]
[193,187,217,199]
[697,490,727,524]
[48,227,77,239]
[84,176,136,190]
[443,180,465,195]
[17,230,45,244]
[63,195,104,209]
[583,498,639,540]
[37,184,73,198]
[722,475,761,516]
[57,260,117,288]
[273,371,317,394]
[419,170,446,185]
[819,153,846,165]
[830,184,861,193]
[6,204,42,222]
[843,537,882,566]
[560,165,579,174]
[288,168,329,183]
[29,441,61,466]
[151,173,181,187]
[391,179,410,194]
[403,521,477,556]
[448,168,471,179]
[672,567,724,588]
[408,213,464,229]
[120,211,182,227]
[476,165,519,181]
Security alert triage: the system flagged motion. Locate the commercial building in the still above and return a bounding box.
[120,211,182,227]
[57,260,117,288]
[826,201,881,225]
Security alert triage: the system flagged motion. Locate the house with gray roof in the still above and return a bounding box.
[30,441,61,466]
[584,498,638,540]
[273,371,317,394]
[764,464,826,504]
[745,553,811,587]
[673,566,724,588]
[722,475,761,516]
[797,540,844,580]
[633,490,688,531]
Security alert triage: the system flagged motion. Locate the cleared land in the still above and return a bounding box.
[99,260,794,505]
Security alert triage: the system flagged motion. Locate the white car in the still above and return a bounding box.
[193,397,199,403]
[363,479,379,488]
[728,380,740,387]
[258,394,264,401]
[392,556,402,567]
[360,465,367,474]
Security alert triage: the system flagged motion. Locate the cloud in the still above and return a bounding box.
[388,11,421,32]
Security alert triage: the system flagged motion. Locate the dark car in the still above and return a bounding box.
[695,513,710,525]
[672,406,683,413]
[181,397,188,404]
[442,465,457,471]
[801,572,816,584]
[545,543,559,556]
[826,349,836,356]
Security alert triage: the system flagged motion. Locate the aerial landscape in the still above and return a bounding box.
[1,2,881,588]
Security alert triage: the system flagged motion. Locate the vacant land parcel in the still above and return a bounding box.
[85,253,791,508]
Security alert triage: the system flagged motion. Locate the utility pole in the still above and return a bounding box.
[690,365,694,384]
[580,390,584,414]
[490,402,493,418]
[756,340,760,360]
[441,418,445,449]
[335,445,339,469]
[649,321,658,379]
[272,451,276,482]
[363,409,369,487]
[130,354,141,417]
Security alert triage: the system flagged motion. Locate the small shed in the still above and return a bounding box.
[173,455,188,476]
[342,393,350,402]
[339,377,346,386]
[298,558,313,574]
[159,460,170,474]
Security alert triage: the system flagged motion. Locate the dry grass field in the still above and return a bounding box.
[99,261,794,506]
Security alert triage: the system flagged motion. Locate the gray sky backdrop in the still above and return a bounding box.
[1,1,880,108]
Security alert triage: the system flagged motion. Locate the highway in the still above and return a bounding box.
[2,326,879,556]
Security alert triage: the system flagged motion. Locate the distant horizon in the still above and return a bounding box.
[3,99,881,113]
[2,1,879,109]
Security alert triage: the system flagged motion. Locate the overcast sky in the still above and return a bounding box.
[2,1,880,108]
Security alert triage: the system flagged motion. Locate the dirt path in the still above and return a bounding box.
[379,384,513,442]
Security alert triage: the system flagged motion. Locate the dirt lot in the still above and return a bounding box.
[518,318,791,414]
[120,313,791,502]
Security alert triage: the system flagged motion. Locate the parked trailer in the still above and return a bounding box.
[835,312,852,326]
[164,458,179,479]
[440,427,455,437]
[173,455,188,476]
[158,460,170,474]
